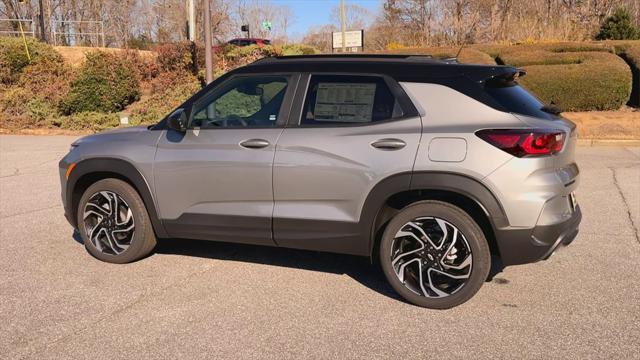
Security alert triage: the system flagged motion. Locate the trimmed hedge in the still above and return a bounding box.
[623,46,640,105]
[491,43,632,111]
[60,51,141,114]
[609,42,640,106]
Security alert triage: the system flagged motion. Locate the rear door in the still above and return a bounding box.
[272,74,422,255]
[154,73,298,245]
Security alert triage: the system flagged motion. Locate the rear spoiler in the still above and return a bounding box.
[482,68,526,86]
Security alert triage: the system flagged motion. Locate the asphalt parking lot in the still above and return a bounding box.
[1,135,639,359]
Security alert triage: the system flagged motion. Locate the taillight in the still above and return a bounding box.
[476,129,565,157]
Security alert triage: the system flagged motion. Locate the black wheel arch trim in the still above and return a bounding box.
[64,157,168,238]
[363,171,510,256]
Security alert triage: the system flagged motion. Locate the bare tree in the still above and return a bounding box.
[302,24,338,53]
[330,3,372,30]
[276,4,295,44]
[234,0,282,40]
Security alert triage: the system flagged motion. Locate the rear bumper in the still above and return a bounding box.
[495,205,581,266]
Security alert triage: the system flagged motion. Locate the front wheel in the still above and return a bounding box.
[77,178,157,264]
[379,201,490,309]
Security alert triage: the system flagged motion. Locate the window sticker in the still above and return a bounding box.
[314,83,376,122]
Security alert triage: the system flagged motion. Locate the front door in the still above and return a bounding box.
[154,74,297,245]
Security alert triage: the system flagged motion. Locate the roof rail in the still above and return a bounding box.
[250,53,438,65]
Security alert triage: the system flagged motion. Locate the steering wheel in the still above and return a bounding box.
[223,115,248,127]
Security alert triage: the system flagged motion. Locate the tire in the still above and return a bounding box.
[77,178,157,264]
[379,200,490,309]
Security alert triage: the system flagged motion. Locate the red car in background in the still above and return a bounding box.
[213,38,271,53]
[227,38,271,46]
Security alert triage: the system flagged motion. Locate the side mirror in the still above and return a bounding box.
[167,109,187,132]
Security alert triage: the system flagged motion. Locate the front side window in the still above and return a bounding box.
[300,75,404,126]
[191,76,288,128]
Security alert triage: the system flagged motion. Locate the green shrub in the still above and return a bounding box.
[18,55,73,108]
[596,8,640,40]
[0,113,38,130]
[493,44,632,111]
[0,86,33,115]
[129,70,201,125]
[155,41,196,73]
[214,45,281,76]
[0,36,64,84]
[0,57,10,83]
[281,44,318,55]
[0,88,58,129]
[120,50,159,81]
[60,51,141,114]
[58,112,120,131]
[26,97,56,121]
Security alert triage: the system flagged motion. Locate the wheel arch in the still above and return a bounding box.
[364,172,509,259]
[66,158,168,238]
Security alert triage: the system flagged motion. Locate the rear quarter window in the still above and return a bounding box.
[485,82,556,120]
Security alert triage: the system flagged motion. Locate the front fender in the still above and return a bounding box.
[63,158,168,238]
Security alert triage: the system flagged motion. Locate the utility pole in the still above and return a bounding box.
[186,0,197,76]
[340,0,346,52]
[38,0,46,42]
[203,0,213,84]
[187,0,195,41]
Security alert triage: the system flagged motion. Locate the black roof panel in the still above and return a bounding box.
[238,54,517,82]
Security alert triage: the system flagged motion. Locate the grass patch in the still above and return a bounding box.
[565,110,640,140]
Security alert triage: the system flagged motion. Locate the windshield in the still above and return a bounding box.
[485,82,557,120]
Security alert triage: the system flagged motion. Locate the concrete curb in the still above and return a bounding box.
[577,139,640,147]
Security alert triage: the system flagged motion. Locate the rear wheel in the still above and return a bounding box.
[77,178,156,263]
[379,200,490,309]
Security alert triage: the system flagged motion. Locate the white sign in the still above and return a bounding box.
[332,30,363,49]
[314,82,376,122]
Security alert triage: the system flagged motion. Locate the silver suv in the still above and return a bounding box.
[59,55,581,309]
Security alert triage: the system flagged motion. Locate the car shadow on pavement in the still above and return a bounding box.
[71,231,505,302]
[154,237,404,302]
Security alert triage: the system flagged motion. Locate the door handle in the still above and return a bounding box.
[240,139,270,149]
[371,138,406,150]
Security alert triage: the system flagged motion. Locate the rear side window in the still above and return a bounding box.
[300,75,404,125]
[485,81,555,120]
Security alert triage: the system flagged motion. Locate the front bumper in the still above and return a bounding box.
[495,205,582,266]
[59,159,75,228]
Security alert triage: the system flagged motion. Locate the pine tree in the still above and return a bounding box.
[596,8,640,40]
